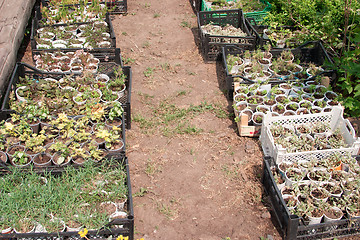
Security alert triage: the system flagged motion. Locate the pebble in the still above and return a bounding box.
[261,211,271,219]
[245,141,255,154]
[267,235,274,240]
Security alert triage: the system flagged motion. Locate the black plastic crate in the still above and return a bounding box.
[197,9,259,62]
[0,61,132,129]
[263,157,360,240]
[41,0,127,15]
[0,155,134,240]
[31,12,116,52]
[222,41,335,99]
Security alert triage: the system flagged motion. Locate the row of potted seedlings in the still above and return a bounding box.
[0,106,124,168]
[227,48,324,82]
[40,0,108,25]
[271,152,360,225]
[13,66,126,115]
[35,20,112,50]
[201,23,247,39]
[269,122,347,152]
[34,50,100,73]
[0,159,128,234]
[233,80,339,126]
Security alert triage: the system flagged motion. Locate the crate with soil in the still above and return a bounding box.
[0,155,134,239]
[197,9,258,61]
[200,0,271,25]
[31,12,116,52]
[222,41,335,99]
[260,106,360,164]
[263,156,360,240]
[0,61,132,129]
[41,0,127,16]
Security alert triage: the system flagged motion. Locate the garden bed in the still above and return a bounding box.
[197,9,258,62]
[31,12,116,51]
[263,156,360,240]
[41,0,127,15]
[222,41,334,99]
[0,62,132,129]
[0,155,134,239]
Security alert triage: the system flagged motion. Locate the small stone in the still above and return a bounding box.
[245,141,255,154]
[261,211,271,219]
[267,234,274,240]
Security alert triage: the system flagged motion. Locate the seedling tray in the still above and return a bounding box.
[222,41,334,99]
[201,0,271,25]
[41,0,127,15]
[260,106,360,164]
[31,12,116,52]
[197,9,259,62]
[0,155,134,240]
[263,156,360,240]
[0,61,132,129]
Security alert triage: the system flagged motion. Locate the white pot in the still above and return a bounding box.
[252,112,265,126]
[52,43,67,49]
[97,41,111,48]
[73,93,87,105]
[96,74,110,83]
[15,86,29,102]
[37,44,51,49]
[239,109,253,123]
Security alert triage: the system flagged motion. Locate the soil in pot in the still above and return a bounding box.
[7,145,25,155]
[264,99,275,106]
[324,207,343,220]
[14,218,35,233]
[272,104,285,114]
[33,153,51,166]
[0,152,7,163]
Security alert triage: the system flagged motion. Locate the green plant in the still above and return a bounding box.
[11,151,30,165]
[143,67,155,77]
[332,30,360,116]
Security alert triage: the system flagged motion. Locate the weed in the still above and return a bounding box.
[221,164,240,180]
[143,67,155,77]
[180,20,191,28]
[123,57,135,65]
[176,90,187,96]
[142,41,150,48]
[132,114,153,129]
[187,70,196,75]
[144,3,150,8]
[122,32,128,36]
[157,203,175,219]
[133,187,148,197]
[145,159,161,176]
[153,13,160,18]
[160,62,171,71]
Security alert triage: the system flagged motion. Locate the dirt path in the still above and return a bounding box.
[111,0,280,239]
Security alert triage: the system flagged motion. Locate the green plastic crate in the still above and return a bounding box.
[201,0,271,24]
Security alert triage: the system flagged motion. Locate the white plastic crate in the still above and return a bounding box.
[260,106,360,164]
